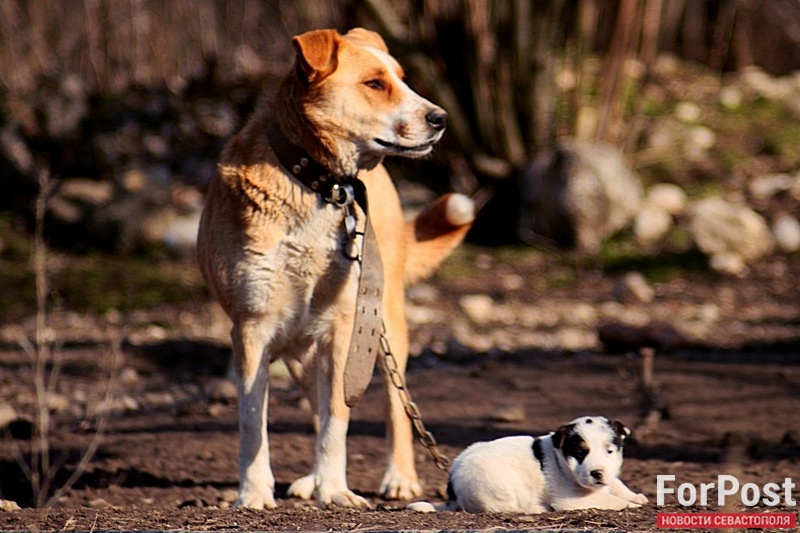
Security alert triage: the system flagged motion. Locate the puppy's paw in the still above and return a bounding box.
[287,474,315,500]
[323,490,372,509]
[630,493,649,505]
[234,489,277,510]
[380,470,423,500]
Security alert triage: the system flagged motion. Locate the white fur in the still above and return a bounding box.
[445,194,476,226]
[409,416,648,514]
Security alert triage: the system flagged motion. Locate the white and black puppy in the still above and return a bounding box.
[408,416,647,514]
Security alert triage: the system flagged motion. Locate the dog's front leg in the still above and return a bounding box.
[610,478,649,505]
[232,320,277,509]
[312,322,371,508]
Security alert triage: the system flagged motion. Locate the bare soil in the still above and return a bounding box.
[1,251,799,532]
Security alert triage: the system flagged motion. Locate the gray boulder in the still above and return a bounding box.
[688,198,774,274]
[518,139,643,252]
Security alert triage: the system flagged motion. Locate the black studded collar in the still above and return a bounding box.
[267,116,356,207]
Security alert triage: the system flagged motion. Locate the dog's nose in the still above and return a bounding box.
[426,109,447,131]
[590,469,604,481]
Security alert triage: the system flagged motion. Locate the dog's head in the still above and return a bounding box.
[551,416,630,490]
[288,28,447,171]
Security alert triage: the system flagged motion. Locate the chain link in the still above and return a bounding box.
[379,324,450,472]
[346,205,449,472]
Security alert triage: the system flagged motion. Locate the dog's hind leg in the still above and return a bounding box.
[232,320,277,509]
[285,350,320,501]
[378,283,422,500]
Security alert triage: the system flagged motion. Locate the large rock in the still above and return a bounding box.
[688,198,775,274]
[471,139,643,251]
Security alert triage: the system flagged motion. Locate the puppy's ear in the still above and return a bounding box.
[552,424,573,449]
[343,27,388,52]
[292,29,340,84]
[612,420,632,440]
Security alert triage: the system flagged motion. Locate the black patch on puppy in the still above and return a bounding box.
[551,423,575,449]
[609,419,630,450]
[532,437,545,469]
[561,432,590,464]
[446,478,457,502]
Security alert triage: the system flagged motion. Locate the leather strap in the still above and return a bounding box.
[266,116,382,407]
[343,180,383,407]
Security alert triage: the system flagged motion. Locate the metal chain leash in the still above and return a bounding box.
[379,323,450,472]
[339,194,450,472]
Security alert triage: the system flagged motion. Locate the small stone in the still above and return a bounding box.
[87,498,111,508]
[46,393,70,413]
[613,272,655,304]
[634,205,672,244]
[645,183,687,215]
[142,391,176,409]
[772,214,800,253]
[219,489,239,504]
[675,101,702,123]
[0,500,21,512]
[459,294,495,325]
[178,498,207,508]
[750,173,793,199]
[491,404,526,423]
[406,284,439,305]
[204,378,237,403]
[118,367,141,386]
[710,253,747,276]
[500,273,524,291]
[0,401,17,429]
[719,86,743,110]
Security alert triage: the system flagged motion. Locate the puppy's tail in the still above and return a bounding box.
[406,500,459,513]
[404,193,474,285]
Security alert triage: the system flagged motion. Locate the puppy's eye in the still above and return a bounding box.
[607,448,614,454]
[364,79,385,91]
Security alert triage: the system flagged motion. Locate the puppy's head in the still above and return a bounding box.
[289,28,446,169]
[551,416,630,490]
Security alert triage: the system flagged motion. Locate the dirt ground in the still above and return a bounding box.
[1,251,799,532]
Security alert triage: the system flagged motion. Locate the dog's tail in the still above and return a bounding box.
[404,193,474,285]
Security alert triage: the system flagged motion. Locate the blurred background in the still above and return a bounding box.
[1,0,800,347]
[1,0,800,516]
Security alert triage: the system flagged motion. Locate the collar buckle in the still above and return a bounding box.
[327,182,355,207]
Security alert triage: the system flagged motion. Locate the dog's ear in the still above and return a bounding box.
[551,424,573,449]
[292,29,340,84]
[342,28,388,52]
[612,420,632,440]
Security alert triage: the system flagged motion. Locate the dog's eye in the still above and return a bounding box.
[607,448,614,454]
[364,79,386,91]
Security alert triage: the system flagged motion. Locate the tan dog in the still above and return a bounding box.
[197,27,474,509]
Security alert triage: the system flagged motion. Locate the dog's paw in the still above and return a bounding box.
[322,490,372,509]
[630,493,649,505]
[287,474,315,500]
[380,470,423,500]
[234,489,277,510]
